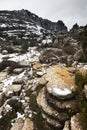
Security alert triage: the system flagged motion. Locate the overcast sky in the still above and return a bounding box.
[0,0,87,29]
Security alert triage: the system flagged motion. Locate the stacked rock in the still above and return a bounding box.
[37,65,78,129]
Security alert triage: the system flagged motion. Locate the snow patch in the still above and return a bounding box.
[42,39,52,44]
[52,87,71,96]
[84,65,87,70]
[0,24,7,28]
[0,115,2,119]
[5,104,12,112]
[17,112,25,119]
[2,71,25,92]
[8,47,40,62]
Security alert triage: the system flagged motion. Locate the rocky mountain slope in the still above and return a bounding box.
[0,9,67,46]
[0,9,87,130]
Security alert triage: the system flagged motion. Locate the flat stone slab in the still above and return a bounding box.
[45,65,76,99]
[13,78,24,84]
[47,92,78,111]
[13,68,24,74]
[37,88,69,121]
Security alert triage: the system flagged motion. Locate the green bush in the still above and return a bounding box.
[75,72,87,87]
[75,72,87,130]
[21,41,29,53]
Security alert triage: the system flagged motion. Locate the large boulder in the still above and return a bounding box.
[46,65,76,99]
[37,65,79,129]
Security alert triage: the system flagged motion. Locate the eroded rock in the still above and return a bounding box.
[10,118,24,130]
[22,118,34,130]
[70,114,83,130]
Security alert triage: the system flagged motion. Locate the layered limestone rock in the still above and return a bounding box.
[37,65,79,129]
[37,88,69,122]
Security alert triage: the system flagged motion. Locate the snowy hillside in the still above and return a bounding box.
[0,9,67,46]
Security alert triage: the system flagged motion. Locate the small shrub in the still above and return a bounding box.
[62,45,76,55]
[75,72,87,130]
[21,42,29,53]
[75,72,87,87]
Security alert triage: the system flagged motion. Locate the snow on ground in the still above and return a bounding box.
[0,47,40,63]
[0,115,2,119]
[5,104,12,112]
[0,23,7,28]
[8,47,40,62]
[84,65,87,70]
[52,87,71,96]
[2,70,26,92]
[42,39,52,44]
[0,47,40,93]
[17,112,25,119]
[2,76,16,87]
[0,54,3,62]
[0,53,18,62]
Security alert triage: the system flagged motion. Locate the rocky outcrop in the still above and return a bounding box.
[37,65,82,129]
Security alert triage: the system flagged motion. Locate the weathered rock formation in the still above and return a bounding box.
[37,65,82,130]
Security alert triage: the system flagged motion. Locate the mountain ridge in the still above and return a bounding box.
[0,9,67,32]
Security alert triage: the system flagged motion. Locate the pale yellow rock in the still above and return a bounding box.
[38,75,48,85]
[71,114,83,130]
[33,62,43,70]
[22,118,34,130]
[44,65,76,99]
[46,65,75,89]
